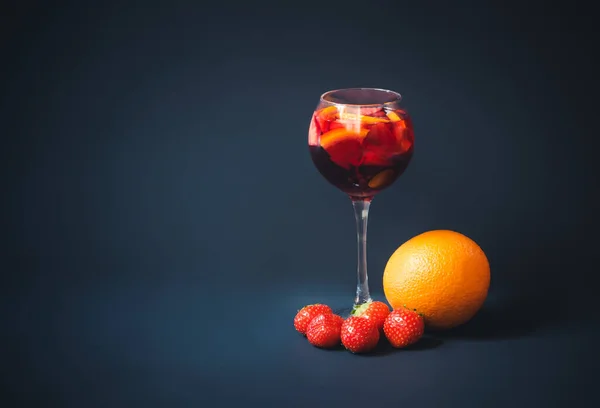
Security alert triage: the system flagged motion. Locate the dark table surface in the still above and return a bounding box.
[3,280,598,407]
[2,1,598,407]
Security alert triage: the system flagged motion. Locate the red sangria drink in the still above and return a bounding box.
[307,88,415,315]
[308,91,414,199]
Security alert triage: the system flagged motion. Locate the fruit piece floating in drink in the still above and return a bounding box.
[308,103,414,199]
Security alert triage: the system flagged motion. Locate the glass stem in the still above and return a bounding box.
[352,198,372,306]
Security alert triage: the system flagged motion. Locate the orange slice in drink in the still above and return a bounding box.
[320,127,369,150]
[394,115,414,153]
[368,169,395,189]
[313,106,339,134]
[386,111,402,122]
[385,110,414,153]
[318,105,338,118]
[316,106,339,124]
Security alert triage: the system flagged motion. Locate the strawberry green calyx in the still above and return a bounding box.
[350,301,372,316]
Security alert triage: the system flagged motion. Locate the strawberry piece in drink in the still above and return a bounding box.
[328,121,346,131]
[363,123,396,147]
[362,123,398,165]
[360,107,387,117]
[320,127,368,169]
[325,138,364,169]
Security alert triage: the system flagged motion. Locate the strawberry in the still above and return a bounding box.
[383,307,425,348]
[324,137,364,169]
[328,121,346,131]
[306,313,344,348]
[363,123,397,149]
[340,316,380,353]
[360,107,384,116]
[294,304,333,335]
[361,107,387,117]
[351,301,390,332]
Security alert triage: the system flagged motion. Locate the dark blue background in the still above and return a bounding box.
[2,1,598,407]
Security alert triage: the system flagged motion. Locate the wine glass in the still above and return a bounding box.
[308,88,414,315]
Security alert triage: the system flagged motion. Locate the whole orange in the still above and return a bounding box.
[383,230,490,330]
